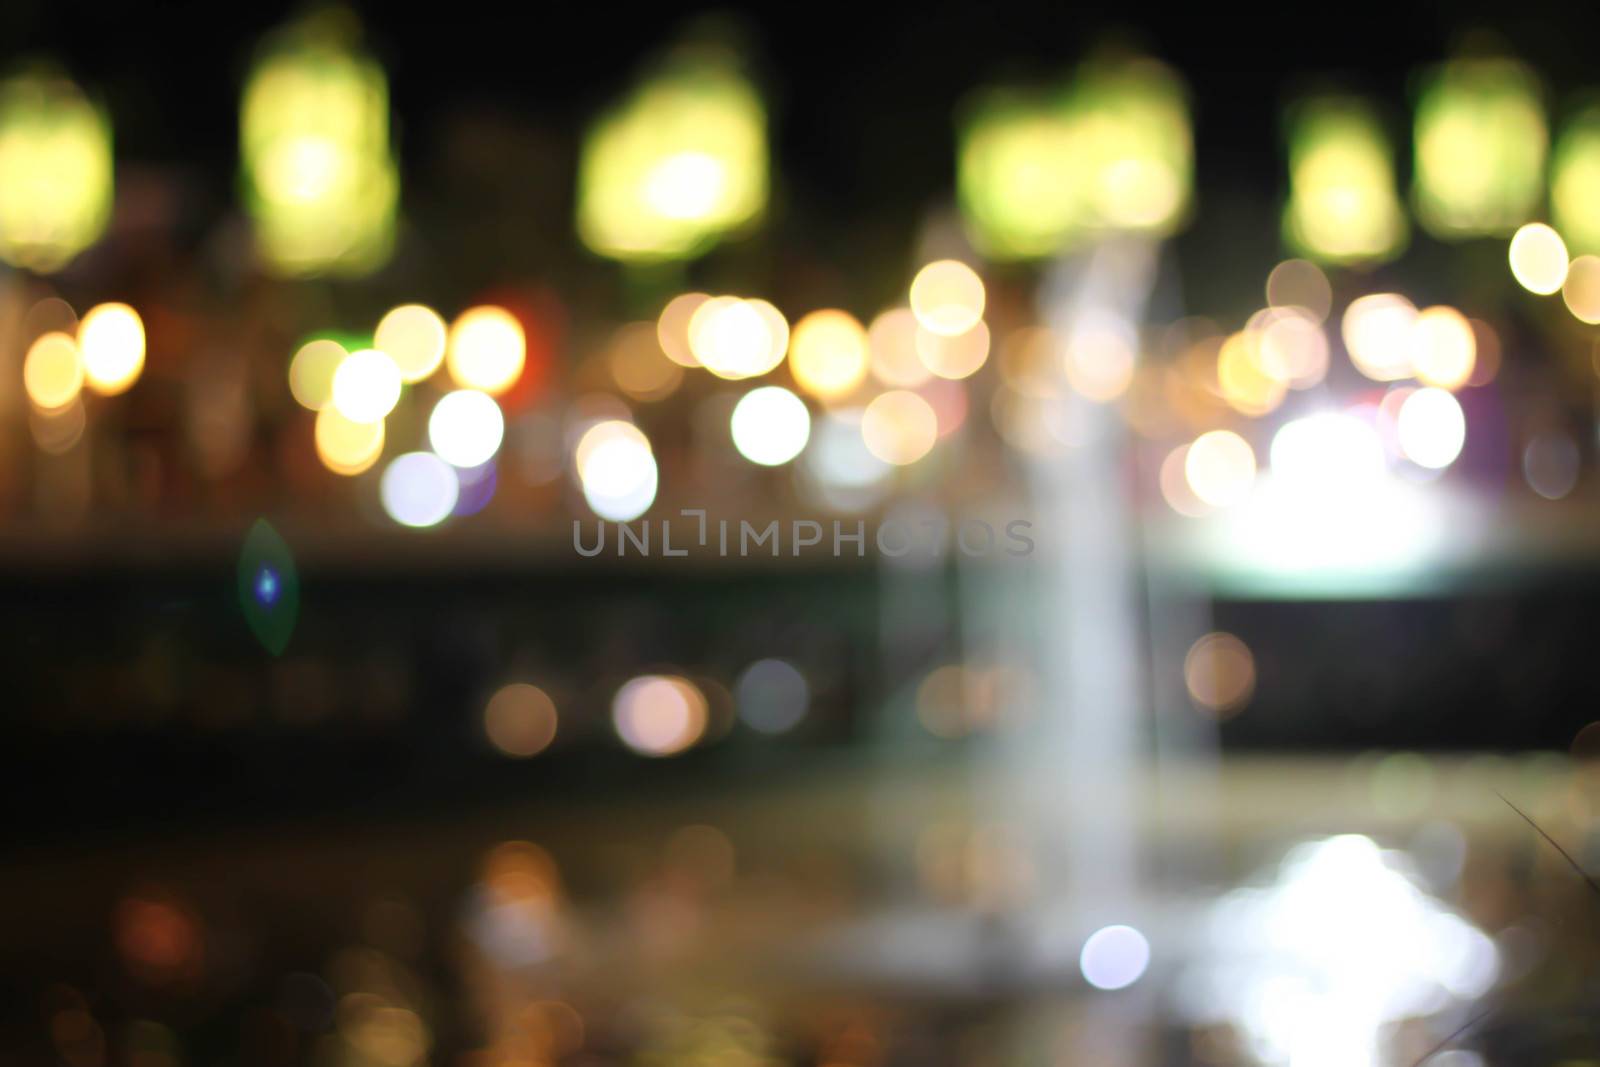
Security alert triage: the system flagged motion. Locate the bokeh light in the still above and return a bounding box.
[868,308,933,388]
[1508,222,1568,295]
[688,296,786,379]
[1283,97,1406,263]
[380,452,459,527]
[331,348,402,424]
[861,390,938,466]
[1265,259,1333,323]
[484,683,558,758]
[429,390,505,468]
[915,320,991,381]
[909,260,985,336]
[374,304,447,383]
[1184,430,1255,508]
[1079,924,1150,991]
[612,675,708,757]
[730,385,810,466]
[77,302,145,396]
[656,292,709,367]
[1183,631,1256,716]
[1411,306,1476,391]
[735,659,808,735]
[789,310,869,401]
[1342,293,1418,382]
[1062,318,1137,402]
[608,321,684,400]
[1561,254,1600,324]
[1396,387,1466,469]
[23,331,84,411]
[314,406,385,476]
[288,338,348,410]
[0,71,113,272]
[575,419,658,521]
[447,306,526,395]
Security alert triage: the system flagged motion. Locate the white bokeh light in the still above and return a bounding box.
[731,385,811,466]
[380,452,459,528]
[1079,924,1151,991]
[429,389,505,468]
[1397,387,1466,469]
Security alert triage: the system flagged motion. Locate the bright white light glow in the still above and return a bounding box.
[332,348,402,424]
[1397,387,1466,469]
[428,389,505,468]
[576,419,658,521]
[1270,412,1387,493]
[731,385,810,465]
[380,452,459,527]
[1080,925,1151,991]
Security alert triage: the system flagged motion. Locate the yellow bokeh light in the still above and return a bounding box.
[1562,254,1600,325]
[288,338,348,410]
[915,320,990,380]
[1159,444,1209,517]
[1341,293,1418,382]
[687,296,785,379]
[314,405,385,475]
[1184,429,1255,508]
[0,72,113,273]
[77,302,145,396]
[789,309,869,401]
[1552,107,1600,256]
[1508,222,1569,295]
[656,292,709,367]
[861,389,938,466]
[1411,306,1476,390]
[909,260,986,337]
[374,303,447,383]
[447,306,526,395]
[1216,331,1287,416]
[1283,97,1407,264]
[330,347,402,424]
[23,331,83,411]
[868,308,932,388]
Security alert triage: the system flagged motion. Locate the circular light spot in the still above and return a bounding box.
[23,331,83,411]
[1063,320,1137,402]
[1523,432,1579,500]
[613,675,707,757]
[1184,632,1256,716]
[910,260,985,336]
[575,419,657,521]
[1159,445,1209,517]
[735,659,809,735]
[862,389,938,466]
[688,296,784,379]
[447,306,526,395]
[331,348,402,424]
[790,309,869,400]
[731,385,811,466]
[867,307,930,388]
[380,452,459,527]
[1342,293,1418,382]
[1397,387,1466,469]
[1412,306,1476,391]
[1217,330,1287,415]
[1184,430,1255,507]
[608,321,683,401]
[289,338,348,410]
[1509,222,1569,295]
[484,683,558,757]
[429,389,505,468]
[314,406,385,476]
[1562,254,1600,324]
[1079,924,1150,991]
[1255,308,1328,389]
[374,304,448,383]
[77,302,145,396]
[1265,258,1332,323]
[915,320,991,380]
[1269,412,1386,491]
[657,292,709,367]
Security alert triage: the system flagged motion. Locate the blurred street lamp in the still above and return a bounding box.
[240,10,398,278]
[1413,57,1546,237]
[1283,96,1406,264]
[0,68,112,273]
[577,47,767,263]
[957,54,1190,260]
[1552,102,1600,256]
